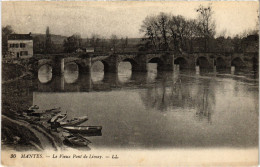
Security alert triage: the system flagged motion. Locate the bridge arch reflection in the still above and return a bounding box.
[148,57,165,71]
[174,57,188,70]
[38,64,53,84]
[196,56,210,69]
[231,57,245,69]
[216,57,227,69]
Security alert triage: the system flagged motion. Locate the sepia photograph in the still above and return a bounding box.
[1,1,259,166]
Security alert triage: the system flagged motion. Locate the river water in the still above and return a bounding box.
[33,62,259,149]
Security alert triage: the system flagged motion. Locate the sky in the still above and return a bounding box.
[2,1,259,38]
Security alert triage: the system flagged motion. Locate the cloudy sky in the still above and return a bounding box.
[2,1,259,38]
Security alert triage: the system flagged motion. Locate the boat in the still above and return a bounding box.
[27,110,61,117]
[45,107,61,113]
[62,126,102,133]
[59,116,88,126]
[23,105,39,113]
[49,113,67,123]
[28,105,39,110]
[62,132,91,146]
[77,131,102,137]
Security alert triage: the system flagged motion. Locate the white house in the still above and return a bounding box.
[7,33,33,58]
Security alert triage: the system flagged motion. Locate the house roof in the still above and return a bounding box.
[8,33,33,40]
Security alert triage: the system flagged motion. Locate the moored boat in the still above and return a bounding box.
[59,116,88,126]
[45,107,61,113]
[27,110,61,117]
[28,105,39,110]
[62,126,102,133]
[50,113,67,123]
[62,132,91,146]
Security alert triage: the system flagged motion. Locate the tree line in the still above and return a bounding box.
[2,4,258,55]
[63,33,128,53]
[139,4,259,53]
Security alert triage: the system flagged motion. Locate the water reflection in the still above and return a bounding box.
[91,61,104,83]
[64,63,79,84]
[118,62,132,83]
[38,65,52,83]
[33,64,259,148]
[139,72,215,123]
[147,63,157,82]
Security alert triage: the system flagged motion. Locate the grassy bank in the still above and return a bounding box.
[2,63,26,82]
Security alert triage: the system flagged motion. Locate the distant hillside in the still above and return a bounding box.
[32,34,67,45]
[32,33,143,46]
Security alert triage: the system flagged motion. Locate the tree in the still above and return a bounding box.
[90,34,100,50]
[156,12,171,50]
[120,36,128,52]
[196,4,216,51]
[110,34,118,53]
[100,37,106,52]
[140,15,161,50]
[45,26,52,54]
[125,36,128,49]
[63,34,82,53]
[33,36,45,54]
[168,15,188,52]
[2,25,14,55]
[184,19,200,52]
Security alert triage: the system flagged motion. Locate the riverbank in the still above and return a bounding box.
[2,63,25,82]
[2,63,62,151]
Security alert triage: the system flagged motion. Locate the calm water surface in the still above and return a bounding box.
[35,63,259,149]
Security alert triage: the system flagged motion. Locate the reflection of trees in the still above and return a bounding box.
[194,80,215,123]
[139,74,216,123]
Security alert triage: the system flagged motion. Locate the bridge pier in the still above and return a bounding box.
[61,59,65,75]
[78,58,92,74]
[78,73,92,91]
[131,72,147,83]
[133,61,148,72]
[52,57,62,76]
[103,73,119,86]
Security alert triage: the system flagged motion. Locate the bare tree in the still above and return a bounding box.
[2,25,14,56]
[140,15,160,50]
[110,34,118,53]
[184,19,200,52]
[90,34,100,50]
[168,15,188,52]
[196,4,216,51]
[63,33,82,53]
[119,36,129,52]
[156,12,171,50]
[45,26,52,54]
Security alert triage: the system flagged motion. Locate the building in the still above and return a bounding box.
[7,33,33,58]
[76,47,95,53]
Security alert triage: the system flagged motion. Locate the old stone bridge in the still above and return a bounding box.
[34,51,258,76]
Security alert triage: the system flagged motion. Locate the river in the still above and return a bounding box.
[8,62,260,149]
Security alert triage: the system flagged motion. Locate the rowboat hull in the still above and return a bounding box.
[62,132,91,147]
[59,116,88,126]
[50,114,67,123]
[62,126,102,134]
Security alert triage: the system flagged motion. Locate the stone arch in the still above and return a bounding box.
[231,57,245,69]
[174,57,188,69]
[38,59,53,69]
[92,60,110,73]
[196,56,209,69]
[63,61,80,84]
[216,57,227,69]
[38,63,53,70]
[120,58,139,71]
[64,61,79,72]
[148,57,165,71]
[38,64,53,84]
